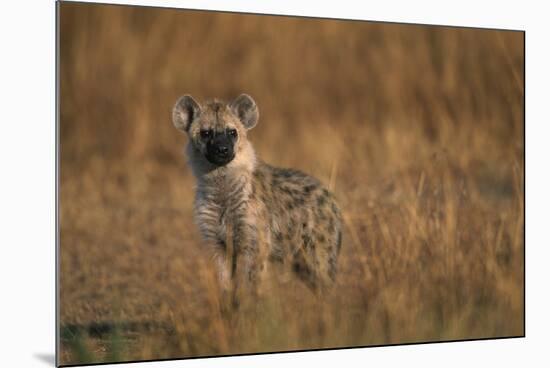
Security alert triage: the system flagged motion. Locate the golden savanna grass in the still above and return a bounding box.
[58,3,524,365]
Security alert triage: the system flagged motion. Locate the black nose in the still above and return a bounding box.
[216,146,229,155]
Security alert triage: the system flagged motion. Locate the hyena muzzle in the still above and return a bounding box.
[172,93,342,305]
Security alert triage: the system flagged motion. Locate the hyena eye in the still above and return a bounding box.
[200,129,212,139]
[227,129,237,137]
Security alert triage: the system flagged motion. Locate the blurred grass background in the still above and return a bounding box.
[58,2,524,365]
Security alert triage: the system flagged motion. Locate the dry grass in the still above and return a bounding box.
[58,2,524,365]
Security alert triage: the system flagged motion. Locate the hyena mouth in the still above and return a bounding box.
[205,150,236,166]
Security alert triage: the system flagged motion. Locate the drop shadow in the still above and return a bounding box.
[34,353,55,366]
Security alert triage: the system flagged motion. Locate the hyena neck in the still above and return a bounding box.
[187,141,257,201]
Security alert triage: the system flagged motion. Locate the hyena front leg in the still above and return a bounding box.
[228,219,265,310]
[213,253,235,319]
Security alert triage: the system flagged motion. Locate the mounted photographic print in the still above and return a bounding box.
[57,1,525,366]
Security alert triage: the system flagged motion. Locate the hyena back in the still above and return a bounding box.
[172,94,342,301]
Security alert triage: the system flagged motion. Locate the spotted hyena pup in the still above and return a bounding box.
[172,94,342,301]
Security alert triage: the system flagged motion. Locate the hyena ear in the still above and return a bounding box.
[230,94,259,130]
[173,95,201,133]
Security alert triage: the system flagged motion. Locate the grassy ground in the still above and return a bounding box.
[58,3,524,365]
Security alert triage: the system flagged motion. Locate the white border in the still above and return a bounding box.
[1,1,548,367]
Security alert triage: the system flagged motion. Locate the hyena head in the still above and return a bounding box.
[172,94,259,167]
